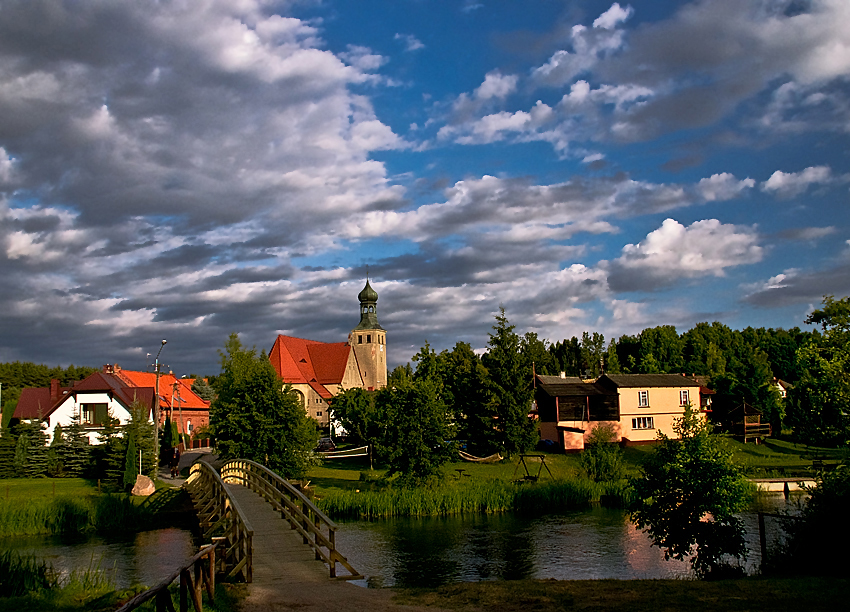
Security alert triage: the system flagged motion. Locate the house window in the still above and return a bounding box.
[81,403,108,426]
[632,417,655,430]
[680,390,690,406]
[637,390,649,407]
[187,420,193,433]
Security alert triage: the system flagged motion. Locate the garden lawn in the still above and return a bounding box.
[0,478,98,501]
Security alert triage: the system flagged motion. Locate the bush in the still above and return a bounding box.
[580,424,624,482]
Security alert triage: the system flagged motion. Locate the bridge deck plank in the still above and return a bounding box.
[223,483,328,586]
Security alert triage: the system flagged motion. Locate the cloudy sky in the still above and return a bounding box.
[1,0,849,376]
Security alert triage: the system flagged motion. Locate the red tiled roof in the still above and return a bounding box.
[116,369,209,410]
[14,387,59,420]
[269,335,352,399]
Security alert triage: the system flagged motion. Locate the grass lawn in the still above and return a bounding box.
[394,577,848,612]
[0,478,100,501]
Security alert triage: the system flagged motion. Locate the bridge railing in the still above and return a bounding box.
[220,458,361,579]
[185,460,253,583]
[116,543,218,612]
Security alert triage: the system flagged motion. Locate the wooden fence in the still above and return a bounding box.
[185,460,253,582]
[220,458,361,579]
[116,543,218,612]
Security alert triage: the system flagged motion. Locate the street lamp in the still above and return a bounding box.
[153,339,167,465]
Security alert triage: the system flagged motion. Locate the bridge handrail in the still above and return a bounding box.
[220,458,360,579]
[185,460,254,583]
[115,543,218,612]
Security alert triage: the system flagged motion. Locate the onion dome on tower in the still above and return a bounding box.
[354,279,384,331]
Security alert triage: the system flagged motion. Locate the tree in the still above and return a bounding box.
[375,380,454,484]
[210,334,317,479]
[481,308,537,456]
[580,331,606,378]
[48,423,67,477]
[191,377,216,401]
[123,431,138,490]
[521,332,554,376]
[63,414,90,478]
[788,295,850,445]
[442,342,498,455]
[631,406,750,578]
[329,387,384,451]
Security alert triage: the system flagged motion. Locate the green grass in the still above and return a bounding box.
[0,478,100,501]
[0,478,186,537]
[394,577,849,612]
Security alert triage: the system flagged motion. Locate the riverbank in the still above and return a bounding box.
[393,576,848,612]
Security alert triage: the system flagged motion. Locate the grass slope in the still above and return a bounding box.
[395,577,848,612]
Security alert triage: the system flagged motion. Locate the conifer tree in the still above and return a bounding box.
[13,426,28,477]
[24,420,49,477]
[63,414,90,478]
[48,423,66,477]
[0,428,15,478]
[123,432,138,490]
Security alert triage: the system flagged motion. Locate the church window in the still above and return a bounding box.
[358,335,363,344]
[369,306,374,312]
[367,334,372,343]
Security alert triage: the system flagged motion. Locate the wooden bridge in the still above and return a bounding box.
[183,458,361,583]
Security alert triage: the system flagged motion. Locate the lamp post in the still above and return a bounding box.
[153,339,167,465]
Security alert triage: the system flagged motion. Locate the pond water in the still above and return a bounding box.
[0,494,803,590]
[335,494,804,588]
[1,528,196,589]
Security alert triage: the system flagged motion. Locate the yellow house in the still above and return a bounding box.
[536,372,705,451]
[597,373,704,444]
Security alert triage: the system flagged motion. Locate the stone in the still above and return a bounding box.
[131,474,156,496]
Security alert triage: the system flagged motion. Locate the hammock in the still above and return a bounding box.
[318,445,369,459]
[458,450,503,463]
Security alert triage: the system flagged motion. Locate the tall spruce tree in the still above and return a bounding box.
[24,420,49,478]
[481,308,537,456]
[48,423,66,477]
[123,432,138,490]
[63,414,90,478]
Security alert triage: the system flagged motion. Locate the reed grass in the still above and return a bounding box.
[317,476,635,519]
[0,494,151,537]
[0,549,58,597]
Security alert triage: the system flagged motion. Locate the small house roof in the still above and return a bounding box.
[599,373,702,388]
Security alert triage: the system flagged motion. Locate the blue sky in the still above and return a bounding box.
[1,0,849,375]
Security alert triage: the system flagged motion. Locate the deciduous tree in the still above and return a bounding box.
[211,334,317,479]
[632,406,750,578]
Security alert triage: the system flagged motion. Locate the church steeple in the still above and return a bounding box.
[354,279,384,331]
[349,278,387,390]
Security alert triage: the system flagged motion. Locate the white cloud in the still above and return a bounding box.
[593,3,634,30]
[608,218,763,291]
[475,71,518,100]
[394,33,425,52]
[761,165,832,197]
[696,173,755,202]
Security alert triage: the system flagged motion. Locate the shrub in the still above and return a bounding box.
[579,423,624,482]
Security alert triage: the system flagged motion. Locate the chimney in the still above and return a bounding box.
[559,371,566,379]
[102,364,114,374]
[50,379,60,402]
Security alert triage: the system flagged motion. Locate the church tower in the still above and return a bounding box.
[349,279,387,390]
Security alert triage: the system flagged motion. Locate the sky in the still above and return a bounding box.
[1,0,849,377]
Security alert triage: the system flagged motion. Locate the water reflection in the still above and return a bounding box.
[337,495,802,588]
[0,528,195,588]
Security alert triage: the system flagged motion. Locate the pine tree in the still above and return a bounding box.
[48,423,67,477]
[481,307,537,456]
[63,414,90,478]
[123,432,138,490]
[12,426,28,477]
[24,420,49,477]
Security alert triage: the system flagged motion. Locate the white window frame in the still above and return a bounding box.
[680,389,690,406]
[632,416,655,430]
[637,390,649,407]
